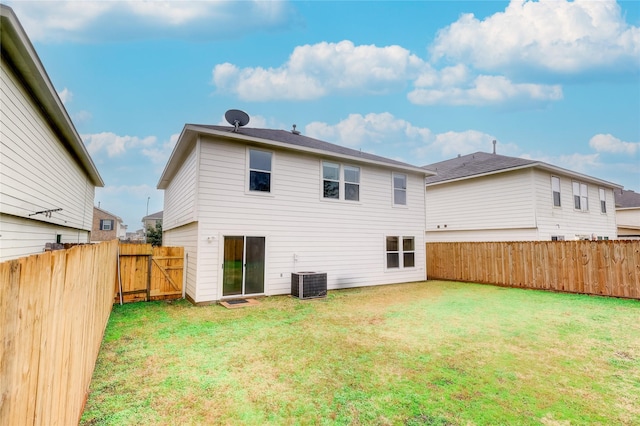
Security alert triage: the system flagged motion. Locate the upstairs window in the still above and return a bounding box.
[551,176,561,207]
[344,166,360,201]
[322,162,360,202]
[599,188,607,213]
[323,162,340,199]
[572,181,588,211]
[249,149,272,193]
[386,236,415,269]
[393,173,407,206]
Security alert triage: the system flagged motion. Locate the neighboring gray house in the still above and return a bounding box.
[0,5,104,261]
[615,189,640,239]
[142,210,163,230]
[158,123,434,304]
[423,151,621,242]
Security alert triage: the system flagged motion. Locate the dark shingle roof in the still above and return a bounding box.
[143,211,163,220]
[615,189,640,208]
[423,152,537,184]
[193,125,421,170]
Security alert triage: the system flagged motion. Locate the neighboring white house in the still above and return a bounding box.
[615,189,640,240]
[0,5,104,262]
[423,151,621,242]
[158,123,433,303]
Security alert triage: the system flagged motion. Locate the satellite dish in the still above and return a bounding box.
[225,109,250,132]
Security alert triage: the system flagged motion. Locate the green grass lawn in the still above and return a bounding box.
[81,281,640,425]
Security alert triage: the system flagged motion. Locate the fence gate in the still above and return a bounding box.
[116,244,184,303]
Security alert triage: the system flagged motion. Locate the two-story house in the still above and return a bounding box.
[158,123,433,304]
[0,5,104,262]
[423,151,621,242]
[142,210,163,231]
[615,189,640,240]
[91,206,125,242]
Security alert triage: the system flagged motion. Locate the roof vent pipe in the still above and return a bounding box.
[291,124,300,135]
[492,140,497,154]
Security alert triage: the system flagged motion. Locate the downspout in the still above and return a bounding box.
[531,169,539,239]
[424,176,428,280]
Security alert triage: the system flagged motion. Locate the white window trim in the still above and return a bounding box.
[384,235,416,270]
[392,173,408,207]
[572,180,589,212]
[246,147,274,196]
[551,176,561,208]
[320,161,361,203]
[599,188,607,214]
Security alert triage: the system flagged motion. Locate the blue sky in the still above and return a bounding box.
[6,0,639,230]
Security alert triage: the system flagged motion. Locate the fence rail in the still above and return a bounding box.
[0,240,118,426]
[426,240,640,299]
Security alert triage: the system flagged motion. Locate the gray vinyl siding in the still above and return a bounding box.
[190,136,426,301]
[162,221,198,301]
[0,213,89,262]
[532,170,617,240]
[425,168,536,241]
[425,168,619,242]
[426,228,540,242]
[0,60,94,260]
[163,143,197,231]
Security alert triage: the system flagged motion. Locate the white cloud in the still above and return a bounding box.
[212,41,425,101]
[413,130,515,160]
[99,183,156,198]
[7,0,295,42]
[72,110,92,123]
[522,152,602,175]
[305,112,431,149]
[82,132,156,157]
[301,112,525,164]
[95,184,164,228]
[409,71,563,106]
[57,87,73,104]
[589,134,639,155]
[214,41,564,106]
[141,133,180,164]
[430,0,640,74]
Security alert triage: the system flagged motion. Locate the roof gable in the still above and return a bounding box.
[615,189,640,208]
[158,124,434,189]
[423,152,536,184]
[93,206,122,221]
[143,211,163,220]
[423,151,621,189]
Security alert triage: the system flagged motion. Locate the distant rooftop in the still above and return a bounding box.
[423,151,621,189]
[143,210,163,221]
[615,189,640,208]
[94,206,123,222]
[423,152,536,184]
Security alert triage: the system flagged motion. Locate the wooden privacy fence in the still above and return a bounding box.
[0,240,118,426]
[116,244,184,303]
[427,240,640,299]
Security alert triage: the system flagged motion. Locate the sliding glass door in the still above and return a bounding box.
[222,236,265,297]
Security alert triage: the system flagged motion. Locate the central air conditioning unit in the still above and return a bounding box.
[291,272,327,300]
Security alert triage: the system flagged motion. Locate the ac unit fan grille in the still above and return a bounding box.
[291,272,327,299]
